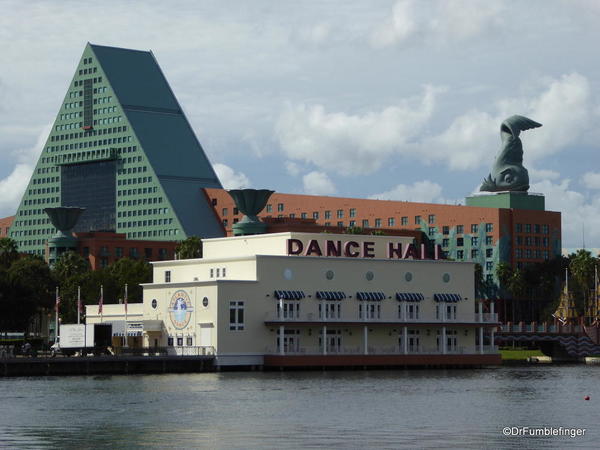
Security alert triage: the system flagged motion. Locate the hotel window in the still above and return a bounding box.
[442,238,449,247]
[456,225,464,234]
[428,214,435,224]
[485,236,493,245]
[319,301,341,320]
[277,300,300,320]
[229,301,245,331]
[471,249,478,258]
[516,223,522,232]
[534,237,540,246]
[515,248,522,258]
[543,250,549,260]
[349,220,356,227]
[336,209,344,218]
[349,208,356,218]
[177,337,183,347]
[374,218,381,228]
[542,224,549,234]
[485,261,494,271]
[325,210,331,219]
[289,213,295,219]
[471,224,478,233]
[222,208,228,216]
[167,337,174,346]
[543,237,549,247]
[456,237,464,247]
[525,224,531,233]
[415,216,421,225]
[337,221,344,227]
[186,337,193,346]
[223,219,228,227]
[516,236,523,245]
[233,207,239,215]
[362,219,369,228]
[401,217,408,226]
[210,268,214,278]
[277,203,284,212]
[428,227,435,237]
[525,236,532,246]
[486,274,494,283]
[313,212,319,220]
[525,249,532,258]
[301,213,307,219]
[534,224,540,234]
[266,204,272,213]
[407,330,420,353]
[471,236,478,246]
[359,302,381,320]
[485,223,493,233]
[442,226,449,235]
[456,250,464,259]
[486,248,493,258]
[407,304,419,320]
[388,217,396,227]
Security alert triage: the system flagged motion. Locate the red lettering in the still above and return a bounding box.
[402,243,419,259]
[305,240,323,256]
[363,241,375,258]
[387,242,402,259]
[344,241,360,257]
[287,239,303,255]
[326,240,342,257]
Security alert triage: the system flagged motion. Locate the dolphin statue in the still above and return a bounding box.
[479,115,542,192]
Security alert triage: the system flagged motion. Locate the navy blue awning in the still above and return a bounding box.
[316,291,347,300]
[356,292,386,301]
[274,290,306,300]
[395,293,425,302]
[433,293,463,302]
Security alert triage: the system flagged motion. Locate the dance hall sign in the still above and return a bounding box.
[286,238,443,260]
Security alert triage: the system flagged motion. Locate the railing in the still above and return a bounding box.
[115,346,215,357]
[498,323,583,334]
[264,345,497,356]
[475,313,498,323]
[265,312,490,324]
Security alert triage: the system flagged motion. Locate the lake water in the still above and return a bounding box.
[0,365,598,449]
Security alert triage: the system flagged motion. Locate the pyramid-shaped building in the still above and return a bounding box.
[10,43,225,255]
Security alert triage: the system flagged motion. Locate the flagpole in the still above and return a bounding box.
[77,285,81,325]
[100,285,104,323]
[55,286,59,345]
[124,283,128,348]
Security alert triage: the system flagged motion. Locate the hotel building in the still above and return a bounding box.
[86,232,500,368]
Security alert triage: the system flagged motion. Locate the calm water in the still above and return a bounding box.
[1,365,599,449]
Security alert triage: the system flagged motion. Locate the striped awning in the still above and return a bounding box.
[316,291,347,300]
[434,293,463,302]
[274,290,306,300]
[395,293,425,302]
[356,292,386,301]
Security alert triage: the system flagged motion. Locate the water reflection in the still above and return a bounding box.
[0,366,597,449]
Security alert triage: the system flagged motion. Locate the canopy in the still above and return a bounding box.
[315,291,347,300]
[395,293,425,302]
[433,293,463,302]
[274,290,306,300]
[356,292,386,301]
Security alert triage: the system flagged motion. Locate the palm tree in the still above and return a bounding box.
[0,237,19,270]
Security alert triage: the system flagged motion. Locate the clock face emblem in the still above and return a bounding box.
[168,290,193,329]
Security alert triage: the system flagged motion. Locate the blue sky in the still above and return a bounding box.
[1,0,599,247]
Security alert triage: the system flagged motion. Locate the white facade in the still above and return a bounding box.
[86,232,499,367]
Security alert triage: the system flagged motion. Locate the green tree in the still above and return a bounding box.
[176,236,203,259]
[344,226,364,234]
[8,255,54,311]
[0,237,19,270]
[52,251,90,280]
[569,249,596,315]
[107,258,152,303]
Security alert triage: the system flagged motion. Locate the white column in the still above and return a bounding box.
[363,326,368,355]
[403,326,408,354]
[279,298,283,320]
[322,325,327,355]
[479,301,483,323]
[491,328,495,352]
[279,325,285,355]
[442,326,447,355]
[490,302,495,322]
[479,327,484,354]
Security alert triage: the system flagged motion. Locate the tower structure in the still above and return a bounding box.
[9,43,224,256]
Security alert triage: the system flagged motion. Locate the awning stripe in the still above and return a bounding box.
[274,290,306,300]
[316,291,347,300]
[356,292,386,301]
[395,293,425,302]
[433,293,463,302]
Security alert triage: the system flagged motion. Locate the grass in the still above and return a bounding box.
[500,348,544,360]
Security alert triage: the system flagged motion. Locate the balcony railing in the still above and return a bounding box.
[266,312,499,324]
[264,345,498,356]
[114,346,215,357]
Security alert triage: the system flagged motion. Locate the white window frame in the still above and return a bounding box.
[229,301,245,331]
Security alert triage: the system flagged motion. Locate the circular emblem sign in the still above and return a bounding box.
[168,290,194,329]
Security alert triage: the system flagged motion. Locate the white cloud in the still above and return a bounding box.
[275,85,439,176]
[213,163,251,190]
[582,172,600,190]
[369,180,443,203]
[531,178,600,248]
[371,0,504,47]
[529,168,561,182]
[284,161,302,177]
[0,164,34,217]
[418,72,597,171]
[302,171,336,195]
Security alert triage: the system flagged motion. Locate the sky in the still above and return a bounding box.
[0,0,599,248]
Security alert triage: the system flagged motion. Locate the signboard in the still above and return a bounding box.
[59,324,86,348]
[168,290,194,329]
